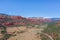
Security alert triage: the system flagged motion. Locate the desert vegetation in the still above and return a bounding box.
[41,22,60,40]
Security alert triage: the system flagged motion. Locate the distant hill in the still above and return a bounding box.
[0,13,30,26]
[50,18,60,21]
[0,13,60,26]
[0,13,9,16]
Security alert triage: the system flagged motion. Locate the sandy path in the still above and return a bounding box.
[8,27,41,40]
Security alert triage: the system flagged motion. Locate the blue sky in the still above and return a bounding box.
[0,0,60,18]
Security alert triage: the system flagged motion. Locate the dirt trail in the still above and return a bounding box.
[8,27,41,40]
